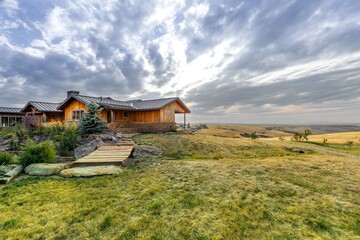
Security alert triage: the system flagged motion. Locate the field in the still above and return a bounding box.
[0,128,360,239]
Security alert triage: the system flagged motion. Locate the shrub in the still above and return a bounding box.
[19,140,56,166]
[250,131,258,140]
[0,152,14,165]
[53,125,78,156]
[346,141,354,148]
[78,102,107,136]
[322,138,328,145]
[8,139,21,151]
[292,130,312,142]
[278,136,285,141]
[15,129,27,141]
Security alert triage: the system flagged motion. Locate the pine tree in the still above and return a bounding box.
[78,102,107,136]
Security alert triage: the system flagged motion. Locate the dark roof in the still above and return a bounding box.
[0,107,23,114]
[58,94,191,113]
[22,101,63,113]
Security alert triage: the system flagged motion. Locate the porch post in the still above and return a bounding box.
[111,110,115,123]
[184,113,186,129]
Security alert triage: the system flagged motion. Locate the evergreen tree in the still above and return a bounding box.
[78,102,107,136]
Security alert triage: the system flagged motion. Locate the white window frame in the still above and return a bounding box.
[72,110,84,121]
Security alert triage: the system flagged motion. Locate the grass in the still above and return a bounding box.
[0,133,359,239]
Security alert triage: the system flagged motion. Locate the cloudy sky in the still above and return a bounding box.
[1,0,360,124]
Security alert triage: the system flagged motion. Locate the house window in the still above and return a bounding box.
[165,110,171,115]
[9,117,16,126]
[72,110,84,121]
[123,112,129,118]
[1,117,8,127]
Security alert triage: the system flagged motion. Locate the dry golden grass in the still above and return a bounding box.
[197,124,290,138]
[307,132,360,144]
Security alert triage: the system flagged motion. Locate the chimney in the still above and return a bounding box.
[67,90,80,98]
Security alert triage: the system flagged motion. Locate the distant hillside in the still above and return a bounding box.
[196,124,360,138]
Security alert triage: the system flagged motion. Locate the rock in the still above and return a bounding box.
[25,163,69,176]
[0,139,10,146]
[98,133,113,141]
[122,158,135,167]
[132,145,161,158]
[0,165,14,175]
[291,149,306,153]
[115,133,122,139]
[59,166,123,177]
[74,137,104,160]
[0,165,23,184]
[111,136,118,143]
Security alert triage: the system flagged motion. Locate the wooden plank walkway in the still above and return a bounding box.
[72,145,134,167]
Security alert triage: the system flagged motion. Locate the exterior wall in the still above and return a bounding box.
[46,113,64,123]
[160,101,186,122]
[64,99,87,122]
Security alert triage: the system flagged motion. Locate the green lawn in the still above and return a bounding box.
[0,134,359,239]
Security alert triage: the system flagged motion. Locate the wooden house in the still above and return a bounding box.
[0,107,23,127]
[57,91,191,132]
[21,101,64,126]
[1,90,191,132]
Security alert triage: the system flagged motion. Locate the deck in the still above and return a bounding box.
[72,145,134,167]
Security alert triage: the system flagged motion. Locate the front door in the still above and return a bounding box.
[106,111,112,123]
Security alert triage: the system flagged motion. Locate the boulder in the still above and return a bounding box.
[98,133,114,141]
[59,166,123,177]
[132,145,161,158]
[0,165,23,184]
[291,148,307,153]
[111,136,118,143]
[25,163,69,176]
[115,133,122,139]
[75,137,104,159]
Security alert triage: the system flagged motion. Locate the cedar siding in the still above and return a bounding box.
[64,99,87,123]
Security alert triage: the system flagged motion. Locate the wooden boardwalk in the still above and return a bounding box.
[72,145,134,167]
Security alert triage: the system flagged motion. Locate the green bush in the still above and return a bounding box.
[0,152,14,165]
[8,139,21,151]
[53,125,78,156]
[19,140,56,166]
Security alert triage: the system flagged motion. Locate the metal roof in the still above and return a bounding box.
[22,101,63,113]
[0,107,23,114]
[58,94,191,113]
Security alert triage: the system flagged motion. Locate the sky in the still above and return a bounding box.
[1,0,360,124]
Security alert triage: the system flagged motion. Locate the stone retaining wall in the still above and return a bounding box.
[131,122,176,133]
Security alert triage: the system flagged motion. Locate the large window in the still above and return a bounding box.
[72,110,84,121]
[1,117,8,127]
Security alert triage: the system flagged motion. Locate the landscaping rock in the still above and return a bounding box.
[25,163,70,176]
[132,145,161,158]
[122,158,135,167]
[115,133,122,139]
[0,139,10,146]
[291,149,307,154]
[0,165,13,175]
[75,137,104,159]
[0,165,23,184]
[59,166,123,177]
[111,136,118,143]
[99,133,113,141]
